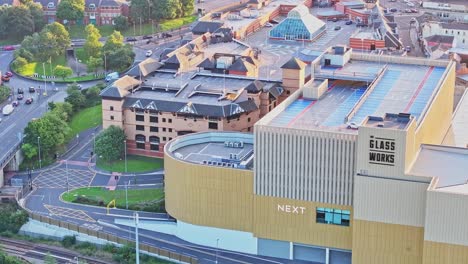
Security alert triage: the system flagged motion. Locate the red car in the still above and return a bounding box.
[5,71,13,77]
[2,46,15,51]
[1,75,10,82]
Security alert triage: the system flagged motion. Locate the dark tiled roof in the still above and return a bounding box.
[441,23,468,31]
[425,34,455,44]
[191,21,223,35]
[269,85,284,99]
[197,58,215,69]
[100,86,123,99]
[122,97,258,117]
[245,80,264,93]
[228,58,250,72]
[281,58,306,70]
[165,54,181,64]
[100,0,120,6]
[159,48,176,60]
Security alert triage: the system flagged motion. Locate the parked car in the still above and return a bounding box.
[411,8,418,13]
[5,71,13,77]
[2,104,14,115]
[356,23,368,27]
[12,101,19,107]
[334,26,341,30]
[265,22,273,27]
[25,98,33,104]
[105,72,119,82]
[17,94,24,100]
[29,86,35,93]
[1,75,10,82]
[390,8,398,12]
[332,17,338,22]
[2,45,15,51]
[126,37,137,42]
[405,46,411,52]
[405,9,412,13]
[142,35,153,40]
[145,50,153,57]
[407,2,415,6]
[162,32,172,38]
[17,88,24,94]
[347,122,359,130]
[345,20,353,25]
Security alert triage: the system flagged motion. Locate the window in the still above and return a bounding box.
[163,137,167,141]
[150,116,158,123]
[247,117,251,122]
[162,118,166,122]
[316,208,350,226]
[286,90,291,95]
[150,126,158,132]
[150,144,159,151]
[135,134,146,142]
[209,122,218,129]
[168,119,172,123]
[110,115,114,120]
[162,128,166,132]
[136,125,144,131]
[248,127,251,132]
[169,137,173,140]
[110,106,114,111]
[136,115,144,122]
[168,128,173,132]
[136,143,145,149]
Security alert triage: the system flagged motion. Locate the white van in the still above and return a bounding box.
[2,104,14,116]
[407,2,415,7]
[105,72,119,82]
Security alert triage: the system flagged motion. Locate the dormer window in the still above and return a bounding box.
[89,3,95,9]
[47,2,54,8]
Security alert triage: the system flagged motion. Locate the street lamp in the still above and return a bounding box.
[42,62,47,96]
[124,140,127,173]
[134,212,140,264]
[37,136,42,169]
[66,159,69,193]
[125,180,130,209]
[215,239,219,264]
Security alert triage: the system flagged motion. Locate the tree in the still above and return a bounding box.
[11,57,28,70]
[130,0,150,22]
[65,89,86,111]
[14,48,34,62]
[22,22,71,62]
[4,6,34,39]
[179,0,194,17]
[51,102,74,121]
[84,24,102,58]
[21,143,37,167]
[44,254,57,264]
[95,126,126,163]
[154,0,180,19]
[106,45,135,71]
[102,31,124,54]
[26,2,45,32]
[54,65,73,80]
[56,0,85,23]
[86,56,103,74]
[113,15,129,31]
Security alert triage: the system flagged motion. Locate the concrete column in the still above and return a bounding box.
[289,242,293,260]
[326,248,330,264]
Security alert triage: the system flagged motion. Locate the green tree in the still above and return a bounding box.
[56,0,85,23]
[179,0,194,17]
[0,204,29,234]
[52,102,74,121]
[106,45,135,71]
[154,0,180,19]
[21,143,37,166]
[95,126,126,163]
[102,30,124,54]
[84,24,102,58]
[4,6,34,39]
[54,65,73,80]
[26,2,46,32]
[86,56,103,74]
[113,15,129,31]
[11,57,28,71]
[130,0,150,22]
[0,85,10,102]
[65,89,86,111]
[14,48,34,62]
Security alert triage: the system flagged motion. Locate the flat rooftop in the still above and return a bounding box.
[128,71,277,107]
[410,145,468,193]
[202,41,249,58]
[268,62,447,132]
[166,132,254,169]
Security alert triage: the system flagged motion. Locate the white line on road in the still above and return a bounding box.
[0,123,15,138]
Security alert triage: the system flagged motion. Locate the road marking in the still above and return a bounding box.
[0,123,15,138]
[44,204,95,222]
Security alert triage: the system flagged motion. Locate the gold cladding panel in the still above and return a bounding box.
[422,241,468,264]
[164,154,254,232]
[352,220,424,264]
[253,195,353,250]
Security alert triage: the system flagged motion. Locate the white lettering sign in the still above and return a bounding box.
[277,204,306,215]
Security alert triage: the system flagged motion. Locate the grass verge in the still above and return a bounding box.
[68,104,102,138]
[62,187,165,212]
[97,155,163,173]
[15,55,67,77]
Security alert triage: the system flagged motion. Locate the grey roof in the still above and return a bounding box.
[410,145,468,189]
[425,35,455,44]
[165,54,181,64]
[34,0,59,6]
[440,23,468,31]
[100,86,123,99]
[245,80,265,93]
[197,58,215,69]
[269,85,284,99]
[100,0,120,6]
[160,48,176,61]
[281,57,306,70]
[191,21,224,35]
[122,97,258,117]
[228,58,250,72]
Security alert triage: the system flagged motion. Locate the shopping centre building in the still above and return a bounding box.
[163,48,468,263]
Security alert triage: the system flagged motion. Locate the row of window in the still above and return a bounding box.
[316,207,350,227]
[136,115,173,123]
[444,29,466,36]
[136,125,173,133]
